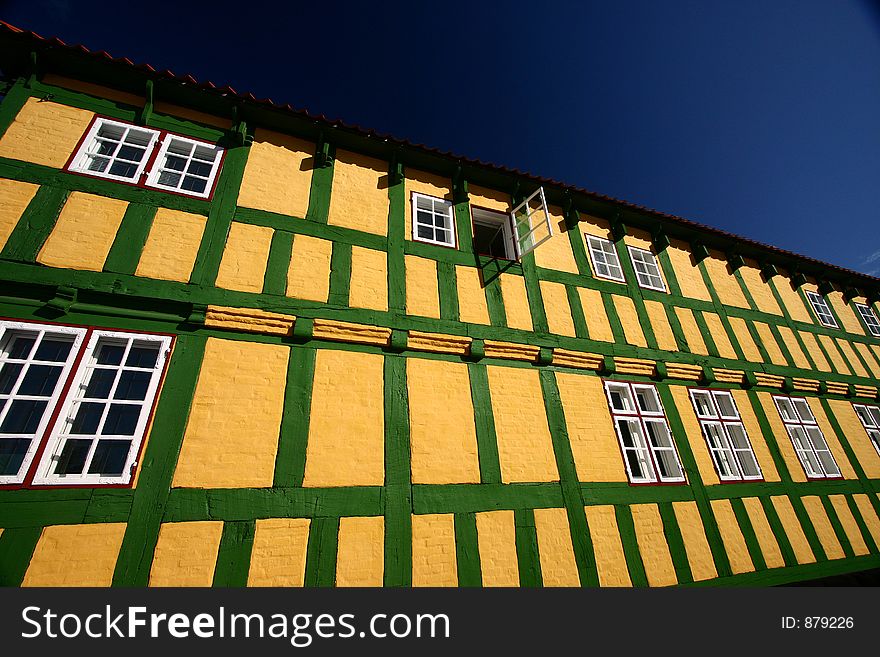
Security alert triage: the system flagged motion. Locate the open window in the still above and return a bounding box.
[472,207,517,260]
[470,187,553,261]
[773,395,841,479]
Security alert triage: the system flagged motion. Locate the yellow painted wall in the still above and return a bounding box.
[613,295,647,347]
[533,206,579,274]
[772,273,812,323]
[22,523,126,586]
[798,331,831,372]
[710,499,753,574]
[42,74,145,108]
[37,192,128,271]
[468,184,510,213]
[758,392,807,482]
[741,497,785,568]
[770,496,815,564]
[671,501,717,581]
[810,401,856,479]
[674,307,708,355]
[556,372,627,482]
[854,342,880,378]
[150,521,224,586]
[828,495,868,556]
[303,349,385,487]
[852,494,880,548]
[670,386,719,486]
[702,312,738,359]
[828,291,864,336]
[0,98,94,167]
[827,399,880,478]
[173,337,289,488]
[215,222,273,292]
[835,339,868,378]
[0,178,38,251]
[703,251,750,308]
[533,507,579,586]
[584,505,631,587]
[404,169,452,241]
[407,358,480,484]
[336,516,384,587]
[578,288,614,341]
[135,208,206,282]
[539,280,576,336]
[349,246,388,311]
[630,504,677,586]
[499,274,533,331]
[667,239,711,301]
[487,365,558,483]
[727,316,763,362]
[644,300,678,351]
[411,514,458,587]
[776,326,810,369]
[238,128,314,218]
[476,510,519,586]
[248,518,311,587]
[800,496,844,560]
[327,149,389,236]
[731,389,780,481]
[580,214,612,239]
[154,101,233,130]
[753,322,787,366]
[739,262,782,315]
[405,255,440,318]
[287,234,332,302]
[456,266,491,324]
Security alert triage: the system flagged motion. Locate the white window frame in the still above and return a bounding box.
[411,192,456,248]
[0,322,88,485]
[852,402,880,458]
[689,389,762,481]
[67,118,161,184]
[510,187,553,258]
[471,206,517,260]
[586,235,626,283]
[804,290,839,328]
[854,303,880,338]
[604,381,686,484]
[144,134,224,199]
[772,395,841,479]
[627,246,667,292]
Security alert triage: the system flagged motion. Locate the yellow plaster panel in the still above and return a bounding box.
[703,252,750,308]
[828,495,869,556]
[0,178,38,251]
[456,266,491,324]
[22,523,126,587]
[0,98,94,167]
[37,192,127,271]
[349,246,388,311]
[578,288,614,342]
[150,521,224,586]
[287,234,332,302]
[468,184,509,212]
[539,280,576,336]
[42,74,144,107]
[476,510,519,586]
[533,206,579,274]
[667,239,711,301]
[852,494,880,548]
[772,274,812,323]
[248,518,311,587]
[670,386,719,486]
[770,496,815,564]
[412,514,458,587]
[835,339,868,378]
[800,496,844,559]
[154,101,233,130]
[739,263,782,315]
[556,372,627,482]
[776,326,811,370]
[644,300,678,351]
[671,501,717,581]
[613,295,647,347]
[630,504,677,586]
[827,399,880,478]
[758,392,807,482]
[741,498,785,568]
[727,316,762,363]
[622,227,653,250]
[336,516,384,587]
[328,149,389,236]
[303,349,384,487]
[405,255,440,318]
[214,222,273,292]
[407,358,480,484]
[702,312,738,359]
[487,365,558,483]
[753,322,788,366]
[674,307,708,355]
[135,208,206,282]
[173,338,289,488]
[580,214,612,239]
[731,389,780,481]
[810,399,856,479]
[854,342,880,378]
[828,291,864,336]
[534,507,579,586]
[404,170,452,241]
[710,499,754,574]
[798,331,831,372]
[500,274,533,331]
[238,128,314,218]
[872,344,880,372]
[584,505,631,587]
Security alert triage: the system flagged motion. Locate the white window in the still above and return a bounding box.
[469,187,553,261]
[0,321,171,487]
[472,207,517,260]
[627,246,666,292]
[689,389,762,481]
[586,235,626,283]
[854,303,880,337]
[604,381,685,484]
[773,395,841,479]
[804,290,838,328]
[852,403,880,457]
[411,192,455,247]
[67,117,223,199]
[510,187,553,258]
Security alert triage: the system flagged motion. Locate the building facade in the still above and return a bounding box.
[1,22,880,587]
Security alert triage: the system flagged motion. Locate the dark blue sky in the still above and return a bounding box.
[3,0,880,275]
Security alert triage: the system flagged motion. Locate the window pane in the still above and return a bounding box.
[54,438,91,475]
[634,387,661,413]
[165,155,187,172]
[0,363,23,394]
[869,408,880,426]
[0,437,30,476]
[8,335,36,360]
[117,145,146,162]
[792,399,814,423]
[775,398,796,422]
[87,440,132,476]
[0,399,48,433]
[103,404,140,436]
[644,420,674,449]
[34,338,73,362]
[417,224,433,240]
[84,368,117,399]
[187,160,213,177]
[691,391,715,417]
[70,402,104,435]
[96,343,125,366]
[714,392,738,418]
[17,365,62,397]
[607,385,633,412]
[181,176,207,194]
[114,370,151,401]
[855,406,874,427]
[108,160,138,179]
